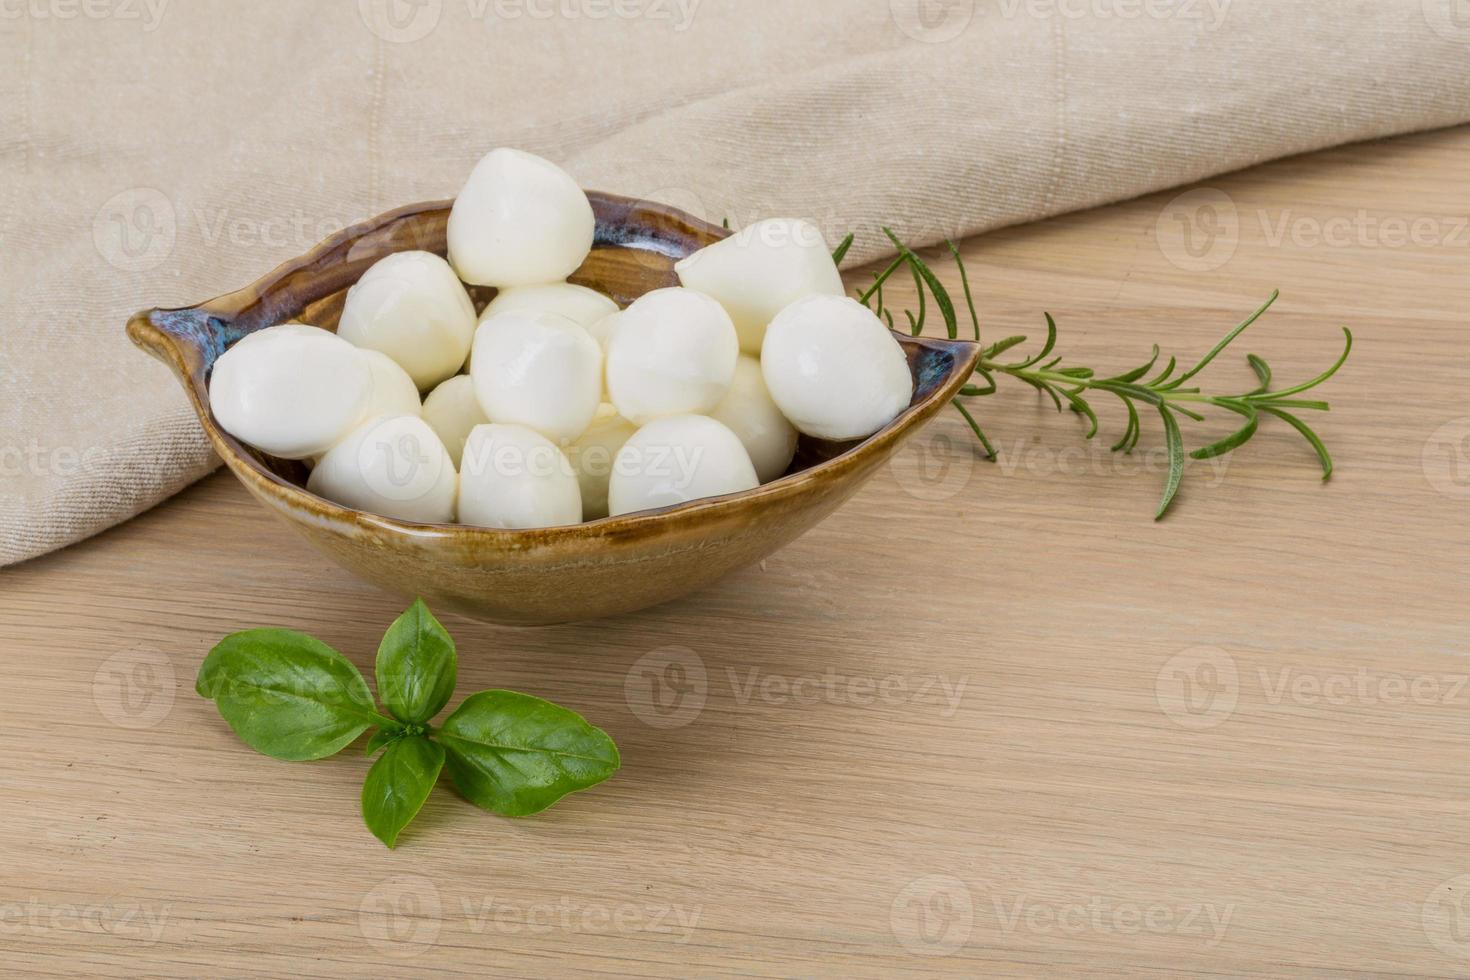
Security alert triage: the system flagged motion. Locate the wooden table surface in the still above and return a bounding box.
[5,125,1469,978]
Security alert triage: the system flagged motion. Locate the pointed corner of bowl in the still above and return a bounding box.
[126,304,243,389]
[898,332,983,416]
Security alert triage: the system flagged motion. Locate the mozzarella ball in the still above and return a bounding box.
[711,356,799,483]
[209,323,372,460]
[605,287,738,425]
[761,295,913,441]
[608,415,758,517]
[470,310,602,444]
[458,423,582,529]
[307,415,457,524]
[482,282,618,330]
[337,250,477,389]
[421,375,487,468]
[466,282,619,375]
[565,405,637,521]
[674,217,845,354]
[447,148,595,288]
[360,349,422,421]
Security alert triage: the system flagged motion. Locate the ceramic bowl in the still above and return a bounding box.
[128,193,981,625]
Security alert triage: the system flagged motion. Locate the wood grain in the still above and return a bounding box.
[4,125,1469,977]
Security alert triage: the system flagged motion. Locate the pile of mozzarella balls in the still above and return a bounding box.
[207,148,914,529]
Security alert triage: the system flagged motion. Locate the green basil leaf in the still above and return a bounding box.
[196,629,377,761]
[364,727,402,756]
[437,691,620,817]
[361,736,445,848]
[376,599,457,725]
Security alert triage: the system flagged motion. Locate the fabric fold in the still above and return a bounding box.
[4,0,1468,566]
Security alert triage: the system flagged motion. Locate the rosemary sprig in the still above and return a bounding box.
[854,230,1352,519]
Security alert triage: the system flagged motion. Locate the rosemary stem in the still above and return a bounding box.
[857,256,906,304]
[982,363,1248,408]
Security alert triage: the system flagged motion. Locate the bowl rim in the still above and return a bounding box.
[128,194,982,552]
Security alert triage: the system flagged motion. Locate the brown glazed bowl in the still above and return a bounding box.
[128,193,981,625]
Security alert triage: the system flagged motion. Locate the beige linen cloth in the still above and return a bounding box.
[3,0,1469,566]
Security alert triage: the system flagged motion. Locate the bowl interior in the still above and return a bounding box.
[130,193,981,531]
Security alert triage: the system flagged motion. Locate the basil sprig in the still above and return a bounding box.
[196,599,620,848]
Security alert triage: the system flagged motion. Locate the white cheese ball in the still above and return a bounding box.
[421,374,487,469]
[605,287,739,426]
[360,349,422,421]
[711,356,799,483]
[209,323,372,460]
[674,217,845,354]
[337,250,477,390]
[458,423,582,529]
[464,282,619,375]
[482,282,618,330]
[761,295,913,442]
[608,415,758,518]
[565,405,637,521]
[470,310,603,444]
[447,148,596,288]
[307,415,457,524]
